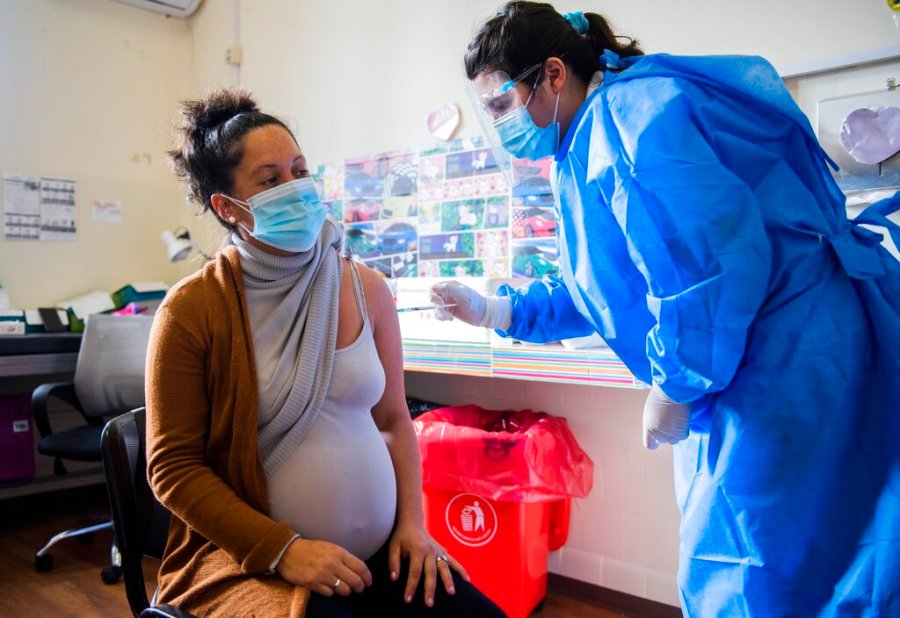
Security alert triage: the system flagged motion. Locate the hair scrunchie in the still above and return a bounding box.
[563,11,589,35]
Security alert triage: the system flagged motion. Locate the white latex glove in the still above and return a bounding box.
[642,384,690,450]
[429,281,512,330]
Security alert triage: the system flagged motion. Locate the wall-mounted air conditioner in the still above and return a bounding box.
[110,0,203,18]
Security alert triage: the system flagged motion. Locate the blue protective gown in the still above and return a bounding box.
[497,52,900,616]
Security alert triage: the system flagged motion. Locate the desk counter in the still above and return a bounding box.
[0,333,81,377]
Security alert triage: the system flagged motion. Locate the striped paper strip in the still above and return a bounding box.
[402,340,644,389]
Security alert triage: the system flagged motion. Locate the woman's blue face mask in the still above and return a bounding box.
[224,177,327,253]
[492,78,561,161]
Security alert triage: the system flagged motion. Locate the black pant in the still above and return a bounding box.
[305,539,506,618]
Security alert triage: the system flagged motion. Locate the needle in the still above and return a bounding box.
[396,303,457,313]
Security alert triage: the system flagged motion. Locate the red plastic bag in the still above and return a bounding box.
[413,404,594,503]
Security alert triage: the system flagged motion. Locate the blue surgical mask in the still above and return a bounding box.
[224,177,327,253]
[493,90,560,160]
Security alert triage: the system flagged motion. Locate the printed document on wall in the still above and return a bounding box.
[2,174,77,241]
[3,174,41,240]
[39,177,77,241]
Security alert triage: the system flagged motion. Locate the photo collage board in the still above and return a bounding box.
[312,136,560,280]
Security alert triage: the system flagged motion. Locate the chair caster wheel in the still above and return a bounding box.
[35,553,54,572]
[101,565,122,585]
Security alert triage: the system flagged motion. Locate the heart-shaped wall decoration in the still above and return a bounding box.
[840,105,900,165]
[426,103,460,141]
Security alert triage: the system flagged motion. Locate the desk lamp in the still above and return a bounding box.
[160,227,193,262]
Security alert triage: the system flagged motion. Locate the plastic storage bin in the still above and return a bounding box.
[414,405,593,618]
[0,393,36,482]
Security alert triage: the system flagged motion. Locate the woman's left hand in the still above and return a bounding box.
[388,523,470,607]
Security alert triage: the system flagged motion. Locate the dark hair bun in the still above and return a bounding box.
[168,87,292,227]
[180,88,259,135]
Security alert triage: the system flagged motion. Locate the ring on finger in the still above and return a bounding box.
[436,553,449,564]
[332,577,342,591]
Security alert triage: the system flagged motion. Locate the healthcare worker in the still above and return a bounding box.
[431,2,900,616]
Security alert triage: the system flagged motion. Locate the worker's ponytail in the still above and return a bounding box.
[582,11,643,68]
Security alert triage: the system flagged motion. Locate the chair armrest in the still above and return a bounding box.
[139,605,199,618]
[31,382,80,439]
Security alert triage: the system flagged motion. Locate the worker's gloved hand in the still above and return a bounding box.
[642,384,690,450]
[430,281,512,330]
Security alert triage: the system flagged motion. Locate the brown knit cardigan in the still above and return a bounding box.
[146,246,310,617]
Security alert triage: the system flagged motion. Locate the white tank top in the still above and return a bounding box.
[266,263,396,560]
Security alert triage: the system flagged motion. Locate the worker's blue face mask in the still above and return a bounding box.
[492,84,561,161]
[224,177,326,253]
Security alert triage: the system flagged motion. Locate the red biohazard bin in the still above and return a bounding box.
[414,405,593,618]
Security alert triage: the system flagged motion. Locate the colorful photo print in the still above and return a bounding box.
[441,199,484,231]
[419,141,450,158]
[419,232,476,260]
[344,198,382,223]
[445,135,494,153]
[439,260,485,277]
[345,223,379,259]
[512,157,552,186]
[373,217,418,257]
[324,200,343,222]
[383,158,417,198]
[512,158,552,199]
[344,155,388,199]
[482,258,510,278]
[418,203,442,234]
[418,155,446,202]
[418,260,442,277]
[313,163,345,201]
[442,172,508,200]
[382,156,418,219]
[382,194,417,219]
[511,205,556,239]
[511,239,559,278]
[473,172,508,198]
[317,135,566,282]
[356,254,415,279]
[475,230,508,259]
[511,191,554,209]
[445,148,499,179]
[483,195,510,229]
[395,253,418,278]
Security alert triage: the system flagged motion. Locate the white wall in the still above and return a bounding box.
[0,0,194,308]
[787,58,900,131]
[593,0,900,76]
[190,0,499,165]
[189,0,900,167]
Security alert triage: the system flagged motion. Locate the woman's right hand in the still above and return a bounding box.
[276,538,373,597]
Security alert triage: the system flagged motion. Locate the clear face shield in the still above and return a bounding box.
[467,62,558,198]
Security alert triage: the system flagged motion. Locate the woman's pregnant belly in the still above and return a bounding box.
[267,405,397,560]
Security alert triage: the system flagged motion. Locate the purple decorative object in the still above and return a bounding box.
[0,393,36,482]
[839,106,900,165]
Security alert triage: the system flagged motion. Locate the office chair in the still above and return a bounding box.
[31,313,154,584]
[102,407,196,618]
